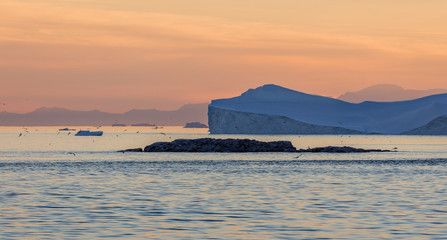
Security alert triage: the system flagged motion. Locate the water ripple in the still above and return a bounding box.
[1,157,447,239]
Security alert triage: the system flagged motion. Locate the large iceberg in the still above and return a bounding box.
[208,84,447,135]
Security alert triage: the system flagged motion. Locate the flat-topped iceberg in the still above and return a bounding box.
[208,84,447,135]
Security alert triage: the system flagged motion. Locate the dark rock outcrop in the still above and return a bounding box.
[184,122,208,128]
[296,146,391,153]
[143,138,297,152]
[131,123,155,126]
[118,148,143,153]
[130,139,391,153]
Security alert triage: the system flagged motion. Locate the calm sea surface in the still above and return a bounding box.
[1,126,447,239]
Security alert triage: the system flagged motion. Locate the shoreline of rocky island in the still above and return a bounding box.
[119,138,393,153]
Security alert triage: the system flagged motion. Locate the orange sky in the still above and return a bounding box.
[1,0,446,113]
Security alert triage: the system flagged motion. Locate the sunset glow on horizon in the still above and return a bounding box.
[1,0,446,113]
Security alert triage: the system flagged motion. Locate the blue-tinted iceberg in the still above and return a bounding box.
[208,84,447,135]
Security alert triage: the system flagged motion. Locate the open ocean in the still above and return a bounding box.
[1,126,446,239]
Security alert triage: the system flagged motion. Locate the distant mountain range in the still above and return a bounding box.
[3,84,447,128]
[338,84,447,103]
[209,84,447,134]
[0,103,208,126]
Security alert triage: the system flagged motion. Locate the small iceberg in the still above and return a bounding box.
[75,130,103,136]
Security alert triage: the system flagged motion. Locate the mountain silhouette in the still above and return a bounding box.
[0,103,208,126]
[338,84,447,103]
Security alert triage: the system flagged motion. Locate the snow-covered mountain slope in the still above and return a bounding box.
[209,84,447,134]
